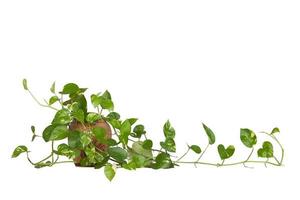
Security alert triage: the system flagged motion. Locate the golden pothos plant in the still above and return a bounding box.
[12,79,284,181]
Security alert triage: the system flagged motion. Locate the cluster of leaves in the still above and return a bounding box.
[12,79,284,182]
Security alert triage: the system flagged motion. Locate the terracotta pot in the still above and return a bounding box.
[69,119,112,166]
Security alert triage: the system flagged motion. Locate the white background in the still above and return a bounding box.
[0,0,299,199]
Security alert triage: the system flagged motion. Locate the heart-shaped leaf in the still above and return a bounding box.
[257,141,273,158]
[240,128,257,148]
[218,144,235,160]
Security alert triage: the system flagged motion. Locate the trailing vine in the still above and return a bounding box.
[12,79,284,181]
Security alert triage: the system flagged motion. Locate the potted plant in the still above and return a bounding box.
[12,79,284,181]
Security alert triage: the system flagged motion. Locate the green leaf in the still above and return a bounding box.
[34,161,52,168]
[91,94,101,107]
[72,94,87,114]
[52,109,72,125]
[99,96,114,110]
[217,144,235,160]
[271,127,280,135]
[240,128,257,148]
[132,141,153,158]
[202,123,216,145]
[31,125,35,134]
[80,134,92,148]
[49,96,59,105]
[43,125,69,142]
[123,153,149,170]
[50,82,56,93]
[160,138,176,152]
[132,124,146,138]
[163,120,176,139]
[154,152,173,169]
[142,140,153,150]
[49,125,69,141]
[68,131,82,148]
[108,119,122,130]
[107,138,118,146]
[190,145,202,154]
[107,112,120,120]
[93,127,107,143]
[60,83,80,95]
[120,119,131,145]
[257,141,274,158]
[72,109,85,124]
[102,90,112,99]
[104,164,115,181]
[108,147,128,163]
[42,125,55,142]
[128,118,138,125]
[56,144,74,158]
[22,79,28,90]
[86,113,100,123]
[12,145,28,158]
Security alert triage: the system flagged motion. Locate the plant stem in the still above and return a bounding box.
[194,143,209,167]
[261,132,284,165]
[27,90,59,111]
[175,160,280,167]
[51,141,54,163]
[176,146,190,162]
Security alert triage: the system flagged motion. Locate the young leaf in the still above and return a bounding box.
[31,125,35,134]
[49,96,59,105]
[12,145,28,158]
[91,94,101,107]
[202,123,216,145]
[22,79,28,90]
[104,164,115,181]
[50,82,56,93]
[190,145,202,154]
[108,147,128,163]
[271,127,280,135]
[240,128,257,148]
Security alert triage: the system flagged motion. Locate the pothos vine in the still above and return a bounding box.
[12,79,284,181]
